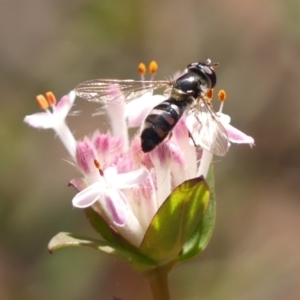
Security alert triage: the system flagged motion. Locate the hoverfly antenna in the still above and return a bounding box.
[212,62,219,68]
[205,58,219,68]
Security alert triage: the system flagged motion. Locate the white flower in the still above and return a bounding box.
[72,165,148,224]
[25,67,255,248]
[24,91,77,157]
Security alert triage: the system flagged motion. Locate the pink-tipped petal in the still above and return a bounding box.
[150,142,171,165]
[54,91,76,118]
[105,188,128,226]
[150,143,172,206]
[130,135,153,169]
[92,132,110,156]
[72,182,104,208]
[223,123,255,146]
[68,178,87,191]
[75,138,97,174]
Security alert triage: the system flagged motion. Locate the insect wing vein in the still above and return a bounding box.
[74,79,171,104]
[196,100,229,156]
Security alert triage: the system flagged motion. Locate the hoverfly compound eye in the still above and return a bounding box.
[202,65,213,75]
[187,62,198,68]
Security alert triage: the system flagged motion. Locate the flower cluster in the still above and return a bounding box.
[24,69,254,249]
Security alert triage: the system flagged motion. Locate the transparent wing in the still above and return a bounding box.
[74,79,171,104]
[192,100,229,156]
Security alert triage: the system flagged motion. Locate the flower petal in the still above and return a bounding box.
[103,166,118,179]
[54,91,76,118]
[105,188,129,226]
[115,168,149,189]
[217,112,231,124]
[24,112,54,129]
[68,178,87,192]
[126,93,165,127]
[223,123,255,145]
[72,182,104,208]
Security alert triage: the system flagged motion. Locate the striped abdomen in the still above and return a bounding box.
[140,98,190,152]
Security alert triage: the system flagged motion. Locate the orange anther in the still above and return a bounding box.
[149,61,158,75]
[36,94,49,110]
[94,159,100,169]
[94,160,104,176]
[46,91,57,106]
[205,89,214,100]
[138,63,146,75]
[218,89,227,102]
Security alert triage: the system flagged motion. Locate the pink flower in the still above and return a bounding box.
[26,68,255,248]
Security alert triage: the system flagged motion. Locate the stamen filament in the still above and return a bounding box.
[218,89,226,113]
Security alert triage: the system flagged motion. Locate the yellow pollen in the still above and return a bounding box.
[46,91,57,106]
[218,89,227,102]
[149,61,158,75]
[138,63,146,75]
[36,94,49,110]
[205,89,214,100]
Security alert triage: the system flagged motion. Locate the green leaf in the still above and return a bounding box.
[85,208,147,253]
[179,166,217,262]
[48,232,156,271]
[84,207,120,242]
[139,176,210,265]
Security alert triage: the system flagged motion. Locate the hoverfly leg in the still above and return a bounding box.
[188,129,198,148]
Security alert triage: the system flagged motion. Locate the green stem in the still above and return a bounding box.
[147,265,171,300]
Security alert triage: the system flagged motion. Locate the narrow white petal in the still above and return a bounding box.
[55,94,75,119]
[105,188,129,226]
[132,175,158,230]
[217,112,231,124]
[72,182,104,208]
[150,143,172,207]
[103,166,118,180]
[115,168,148,189]
[197,150,213,178]
[223,123,255,145]
[105,102,129,151]
[115,209,145,247]
[24,112,54,129]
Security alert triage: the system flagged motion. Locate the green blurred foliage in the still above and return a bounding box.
[1,0,300,299]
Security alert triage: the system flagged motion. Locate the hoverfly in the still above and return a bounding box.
[74,59,229,156]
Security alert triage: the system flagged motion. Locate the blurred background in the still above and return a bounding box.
[1,0,300,299]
